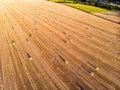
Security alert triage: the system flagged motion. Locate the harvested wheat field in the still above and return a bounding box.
[0,0,120,90]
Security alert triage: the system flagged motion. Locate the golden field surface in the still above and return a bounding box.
[0,0,120,90]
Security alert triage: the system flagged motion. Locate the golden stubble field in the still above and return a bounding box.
[0,0,120,90]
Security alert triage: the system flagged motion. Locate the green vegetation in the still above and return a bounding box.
[51,0,73,3]
[50,0,120,12]
[50,0,109,13]
[64,3,109,12]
